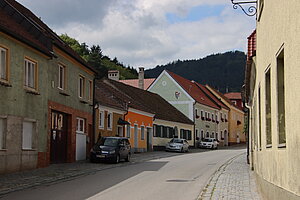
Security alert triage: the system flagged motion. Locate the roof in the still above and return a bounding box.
[0,0,94,73]
[119,78,156,90]
[166,71,220,110]
[224,92,242,100]
[205,85,244,112]
[95,78,194,125]
[195,82,230,110]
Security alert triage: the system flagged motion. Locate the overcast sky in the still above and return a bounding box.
[17,0,255,69]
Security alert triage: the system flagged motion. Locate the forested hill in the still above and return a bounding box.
[145,51,246,93]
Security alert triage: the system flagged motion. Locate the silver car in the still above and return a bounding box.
[199,138,218,149]
[165,138,189,152]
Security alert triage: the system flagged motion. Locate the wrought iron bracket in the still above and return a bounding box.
[231,0,257,17]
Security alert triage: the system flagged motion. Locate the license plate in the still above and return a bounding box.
[96,155,105,158]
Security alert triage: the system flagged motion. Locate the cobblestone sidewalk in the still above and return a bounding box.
[198,153,262,200]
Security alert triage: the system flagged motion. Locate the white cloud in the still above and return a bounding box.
[17,0,255,69]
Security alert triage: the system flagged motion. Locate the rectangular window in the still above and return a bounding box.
[24,58,37,89]
[258,87,262,150]
[141,126,145,140]
[126,124,131,138]
[201,130,204,139]
[58,64,65,90]
[99,111,104,129]
[0,47,8,81]
[277,50,286,146]
[88,80,93,101]
[107,112,112,130]
[22,121,34,149]
[0,118,6,149]
[162,126,168,138]
[168,127,174,138]
[78,75,85,98]
[76,117,85,134]
[156,125,162,137]
[265,69,272,146]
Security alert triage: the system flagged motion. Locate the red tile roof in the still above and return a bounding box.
[95,78,194,125]
[167,71,220,110]
[224,92,242,100]
[119,78,155,90]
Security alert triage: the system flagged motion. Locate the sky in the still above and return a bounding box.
[17,0,256,69]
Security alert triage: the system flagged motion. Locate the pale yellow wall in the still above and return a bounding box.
[228,107,245,144]
[249,0,300,197]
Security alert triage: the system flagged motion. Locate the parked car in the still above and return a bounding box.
[90,137,131,163]
[165,138,189,152]
[199,138,218,149]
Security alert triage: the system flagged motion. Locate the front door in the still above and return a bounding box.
[50,111,68,163]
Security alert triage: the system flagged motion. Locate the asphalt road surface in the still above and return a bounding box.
[1,148,245,200]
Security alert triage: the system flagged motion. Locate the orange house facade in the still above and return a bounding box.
[125,108,154,152]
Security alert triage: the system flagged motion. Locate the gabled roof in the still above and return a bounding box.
[0,0,94,73]
[224,92,242,100]
[206,85,244,112]
[119,78,155,90]
[195,82,230,110]
[95,78,194,125]
[166,70,220,110]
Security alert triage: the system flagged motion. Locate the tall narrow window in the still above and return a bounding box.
[0,118,5,149]
[107,112,112,130]
[126,124,131,138]
[22,121,34,149]
[58,64,65,90]
[265,69,272,146]
[141,126,145,140]
[78,75,85,98]
[88,80,93,101]
[76,118,85,134]
[277,50,286,146]
[258,87,262,150]
[24,58,37,89]
[0,47,8,81]
[99,111,104,129]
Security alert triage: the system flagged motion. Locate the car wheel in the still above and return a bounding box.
[115,154,120,163]
[125,153,130,162]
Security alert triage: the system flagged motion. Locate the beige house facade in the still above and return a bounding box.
[244,0,300,199]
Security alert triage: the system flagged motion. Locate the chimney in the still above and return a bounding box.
[138,67,144,89]
[108,70,119,81]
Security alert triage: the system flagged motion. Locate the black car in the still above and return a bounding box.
[90,137,131,163]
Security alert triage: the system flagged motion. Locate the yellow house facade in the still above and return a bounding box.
[245,0,300,199]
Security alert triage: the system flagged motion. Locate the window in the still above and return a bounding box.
[0,46,8,81]
[76,118,85,134]
[99,111,104,129]
[88,80,93,101]
[211,132,215,138]
[258,87,262,150]
[201,110,204,117]
[212,114,214,121]
[216,114,218,121]
[216,132,218,140]
[0,118,6,149]
[179,129,191,140]
[107,112,112,130]
[117,126,123,137]
[24,58,37,89]
[201,130,204,139]
[58,64,65,90]
[265,69,272,146]
[126,124,131,138]
[206,131,209,138]
[196,129,199,139]
[78,75,85,98]
[156,125,162,137]
[277,50,286,146]
[22,121,34,149]
[221,131,224,140]
[162,126,168,138]
[141,126,145,140]
[205,111,207,119]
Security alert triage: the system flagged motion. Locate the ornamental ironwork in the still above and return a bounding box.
[231,0,257,17]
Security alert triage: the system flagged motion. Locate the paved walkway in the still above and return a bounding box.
[198,153,262,200]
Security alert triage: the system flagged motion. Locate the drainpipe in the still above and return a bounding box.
[92,78,97,146]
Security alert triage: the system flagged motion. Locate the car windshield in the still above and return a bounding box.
[170,139,183,144]
[98,138,119,147]
[203,138,213,142]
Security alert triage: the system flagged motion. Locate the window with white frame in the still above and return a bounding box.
[99,111,104,129]
[201,110,204,118]
[87,80,92,101]
[126,124,131,138]
[0,47,8,81]
[0,118,6,149]
[201,130,204,139]
[78,75,85,98]
[107,112,112,130]
[22,121,34,149]
[216,114,218,121]
[141,126,145,140]
[58,64,65,90]
[24,58,37,89]
[76,117,85,134]
[212,113,214,121]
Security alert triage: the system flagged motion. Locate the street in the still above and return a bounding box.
[1,148,245,200]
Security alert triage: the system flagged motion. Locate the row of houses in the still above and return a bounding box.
[0,0,245,174]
